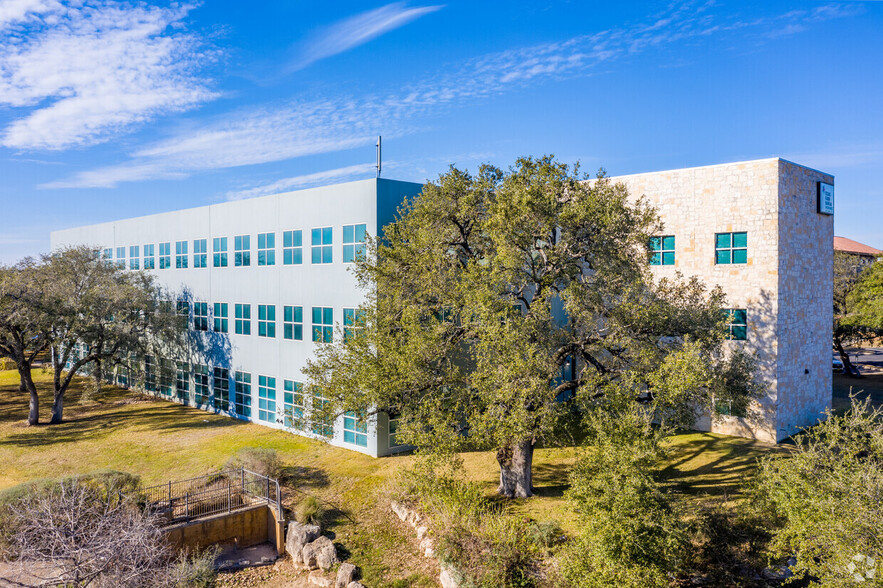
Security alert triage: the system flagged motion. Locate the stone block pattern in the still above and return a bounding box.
[607,158,832,442]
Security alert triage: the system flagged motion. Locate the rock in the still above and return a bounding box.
[302,536,339,571]
[406,509,422,527]
[440,564,461,588]
[761,566,790,581]
[391,500,409,522]
[346,583,366,588]
[309,570,333,587]
[419,537,435,558]
[416,526,428,540]
[287,521,322,565]
[335,562,359,587]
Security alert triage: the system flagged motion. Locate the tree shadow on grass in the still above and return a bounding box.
[0,383,243,448]
[280,465,331,490]
[530,461,571,498]
[657,433,777,498]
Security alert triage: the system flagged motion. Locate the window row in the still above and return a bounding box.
[649,232,748,266]
[177,302,364,343]
[141,359,368,446]
[103,224,367,270]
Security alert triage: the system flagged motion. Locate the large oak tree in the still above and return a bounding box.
[305,156,759,498]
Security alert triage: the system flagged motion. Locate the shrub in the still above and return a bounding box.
[0,357,15,370]
[749,396,883,586]
[170,546,220,588]
[401,467,542,588]
[224,447,282,479]
[295,495,325,527]
[560,408,691,588]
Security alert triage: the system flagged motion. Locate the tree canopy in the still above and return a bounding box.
[305,156,759,497]
[0,246,184,424]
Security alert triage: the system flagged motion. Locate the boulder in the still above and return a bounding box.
[416,526,428,540]
[440,564,462,588]
[419,537,435,558]
[308,570,333,587]
[302,536,339,571]
[391,501,409,522]
[287,521,321,565]
[346,583,366,588]
[335,562,359,587]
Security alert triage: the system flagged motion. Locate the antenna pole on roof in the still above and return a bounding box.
[376,136,382,178]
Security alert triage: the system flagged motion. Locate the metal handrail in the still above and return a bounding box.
[140,467,281,525]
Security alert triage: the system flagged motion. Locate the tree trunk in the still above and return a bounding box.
[20,364,39,426]
[19,371,26,392]
[50,390,64,424]
[496,438,534,498]
[834,337,859,378]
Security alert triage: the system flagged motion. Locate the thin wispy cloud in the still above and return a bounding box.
[45,2,858,190]
[291,2,443,72]
[0,1,217,150]
[225,163,380,201]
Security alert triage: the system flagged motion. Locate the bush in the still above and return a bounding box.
[402,467,542,588]
[560,408,691,588]
[295,495,325,527]
[170,546,220,588]
[0,357,15,370]
[749,396,883,586]
[224,447,282,479]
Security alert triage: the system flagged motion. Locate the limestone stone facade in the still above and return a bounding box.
[609,158,833,442]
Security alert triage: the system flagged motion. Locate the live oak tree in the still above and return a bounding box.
[305,156,759,498]
[0,259,54,425]
[42,246,184,424]
[0,246,183,425]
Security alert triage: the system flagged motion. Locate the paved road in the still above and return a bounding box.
[833,347,883,412]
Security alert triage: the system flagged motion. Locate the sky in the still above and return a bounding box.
[1,0,882,262]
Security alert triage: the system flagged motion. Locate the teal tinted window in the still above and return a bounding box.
[258,232,275,266]
[343,411,368,447]
[213,237,228,267]
[194,365,209,405]
[193,239,207,268]
[283,380,304,428]
[343,223,367,263]
[235,303,251,335]
[649,235,675,266]
[234,235,251,266]
[284,305,303,340]
[311,390,333,437]
[312,306,333,343]
[175,361,189,403]
[283,230,303,265]
[258,304,276,337]
[257,375,276,423]
[715,232,747,265]
[343,308,365,341]
[213,367,230,411]
[234,371,251,418]
[723,308,748,340]
[311,227,332,264]
[143,244,155,269]
[159,242,171,269]
[193,302,209,331]
[175,241,188,268]
[213,303,228,333]
[129,246,140,270]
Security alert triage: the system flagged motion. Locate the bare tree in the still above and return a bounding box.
[3,479,172,587]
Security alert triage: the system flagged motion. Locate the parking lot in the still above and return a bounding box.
[832,347,883,412]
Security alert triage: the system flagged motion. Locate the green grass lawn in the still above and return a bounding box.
[0,368,780,585]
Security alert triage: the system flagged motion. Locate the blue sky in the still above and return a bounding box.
[2,0,882,262]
